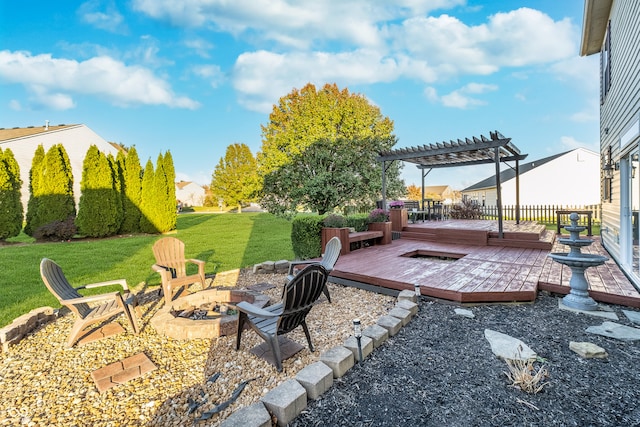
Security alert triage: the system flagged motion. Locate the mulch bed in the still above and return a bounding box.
[291,292,640,427]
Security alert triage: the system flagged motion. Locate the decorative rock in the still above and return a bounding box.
[343,335,374,361]
[585,321,640,341]
[220,402,272,427]
[454,308,475,319]
[362,324,389,348]
[397,290,417,303]
[622,309,640,325]
[260,379,307,427]
[274,260,290,274]
[319,346,354,378]
[396,299,418,315]
[377,315,402,336]
[0,307,57,352]
[484,329,537,361]
[569,341,608,359]
[388,307,412,325]
[261,261,276,272]
[558,299,619,320]
[295,361,333,400]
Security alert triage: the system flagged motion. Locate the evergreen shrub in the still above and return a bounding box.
[291,215,324,259]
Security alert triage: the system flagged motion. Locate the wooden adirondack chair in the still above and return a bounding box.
[236,264,329,371]
[40,258,139,348]
[286,236,340,303]
[152,237,206,305]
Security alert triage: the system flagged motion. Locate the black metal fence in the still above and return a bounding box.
[479,204,601,226]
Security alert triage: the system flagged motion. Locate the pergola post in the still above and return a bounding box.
[494,147,504,238]
[515,160,520,224]
[381,160,387,209]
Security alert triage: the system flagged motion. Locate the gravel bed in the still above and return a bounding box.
[291,292,640,427]
[0,269,394,426]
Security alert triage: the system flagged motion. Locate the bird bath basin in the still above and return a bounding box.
[549,213,609,311]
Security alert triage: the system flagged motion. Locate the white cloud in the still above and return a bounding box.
[429,82,497,109]
[193,64,225,88]
[185,39,214,58]
[0,50,199,110]
[8,100,22,111]
[560,136,598,152]
[78,0,127,34]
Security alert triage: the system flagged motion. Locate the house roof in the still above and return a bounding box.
[377,131,526,169]
[580,0,613,56]
[0,124,79,142]
[461,149,576,192]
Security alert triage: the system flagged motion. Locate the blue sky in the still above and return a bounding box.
[0,0,598,191]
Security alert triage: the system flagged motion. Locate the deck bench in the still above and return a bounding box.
[349,230,384,251]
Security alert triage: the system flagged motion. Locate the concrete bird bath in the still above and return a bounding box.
[548,212,608,311]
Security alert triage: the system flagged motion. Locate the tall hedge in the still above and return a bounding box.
[291,215,325,259]
[119,147,142,233]
[154,151,177,233]
[0,148,23,240]
[24,145,45,236]
[76,145,122,237]
[139,159,158,233]
[26,144,75,234]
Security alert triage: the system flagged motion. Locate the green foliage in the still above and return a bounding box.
[25,144,76,235]
[323,213,347,228]
[291,215,324,259]
[76,146,122,237]
[0,148,23,240]
[24,145,45,236]
[368,209,390,223]
[33,216,77,241]
[107,153,124,229]
[139,159,158,233]
[156,151,177,232]
[210,143,259,211]
[258,83,404,215]
[119,147,142,233]
[348,213,369,231]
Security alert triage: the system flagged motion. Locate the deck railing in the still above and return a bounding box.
[479,204,601,226]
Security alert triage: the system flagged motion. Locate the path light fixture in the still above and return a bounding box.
[414,283,421,298]
[353,319,363,363]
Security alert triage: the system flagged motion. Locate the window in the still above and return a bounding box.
[601,20,612,104]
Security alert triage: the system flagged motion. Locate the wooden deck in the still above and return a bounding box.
[329,220,640,308]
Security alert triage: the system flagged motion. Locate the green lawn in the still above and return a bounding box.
[0,213,294,327]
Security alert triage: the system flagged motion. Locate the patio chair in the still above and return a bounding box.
[286,236,340,303]
[152,237,206,305]
[40,258,139,348]
[236,264,329,371]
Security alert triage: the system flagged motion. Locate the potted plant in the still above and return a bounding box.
[367,208,392,244]
[389,200,405,209]
[321,214,349,255]
[388,202,408,232]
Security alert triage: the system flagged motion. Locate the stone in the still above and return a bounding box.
[275,260,290,273]
[396,299,418,315]
[260,379,306,427]
[261,261,276,272]
[484,329,536,361]
[362,324,389,348]
[585,321,640,341]
[377,315,402,336]
[558,299,619,320]
[569,341,608,359]
[622,309,640,325]
[253,264,262,274]
[295,362,334,400]
[388,307,412,325]
[454,308,475,318]
[397,289,417,303]
[343,335,374,361]
[319,346,354,378]
[220,402,272,427]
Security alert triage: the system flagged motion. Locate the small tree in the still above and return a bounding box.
[24,145,45,236]
[0,148,23,240]
[119,147,142,233]
[153,151,176,232]
[139,159,158,233]
[211,143,259,212]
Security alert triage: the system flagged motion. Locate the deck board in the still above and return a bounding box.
[329,221,640,308]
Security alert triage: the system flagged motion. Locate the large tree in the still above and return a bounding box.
[211,143,259,212]
[0,148,23,240]
[139,159,157,233]
[155,151,177,232]
[258,82,404,214]
[119,147,142,234]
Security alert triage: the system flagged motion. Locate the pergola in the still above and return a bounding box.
[377,130,527,238]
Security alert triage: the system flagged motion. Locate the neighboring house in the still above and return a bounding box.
[176,181,205,207]
[461,148,600,206]
[0,123,121,211]
[421,185,458,204]
[581,0,640,288]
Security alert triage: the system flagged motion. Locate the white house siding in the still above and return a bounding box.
[597,0,640,270]
[0,124,120,212]
[176,182,205,207]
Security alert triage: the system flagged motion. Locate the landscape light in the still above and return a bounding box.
[353,319,363,363]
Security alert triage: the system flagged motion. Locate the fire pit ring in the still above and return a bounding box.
[150,288,269,340]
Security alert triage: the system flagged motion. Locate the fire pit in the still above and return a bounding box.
[150,288,269,340]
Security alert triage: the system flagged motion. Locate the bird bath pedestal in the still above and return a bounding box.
[548,212,608,311]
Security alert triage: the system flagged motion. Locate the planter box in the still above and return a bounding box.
[390,208,408,232]
[367,222,392,245]
[321,227,350,255]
